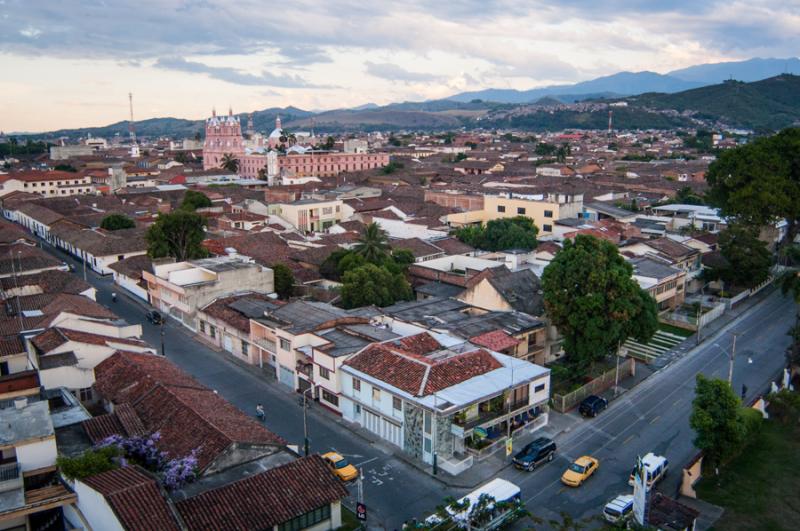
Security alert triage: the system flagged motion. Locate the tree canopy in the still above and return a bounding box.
[100,213,135,231]
[272,263,295,299]
[340,263,412,309]
[455,216,539,252]
[541,234,658,375]
[180,190,212,211]
[706,127,800,246]
[353,222,391,263]
[714,224,772,288]
[220,153,240,173]
[690,374,760,467]
[145,210,209,261]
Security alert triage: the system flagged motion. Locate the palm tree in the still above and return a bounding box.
[220,153,239,173]
[354,222,390,263]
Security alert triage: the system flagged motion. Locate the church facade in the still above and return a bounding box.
[202,109,389,181]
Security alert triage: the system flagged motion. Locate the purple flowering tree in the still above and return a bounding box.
[96,432,198,490]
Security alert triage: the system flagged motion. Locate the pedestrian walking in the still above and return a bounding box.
[256,403,265,420]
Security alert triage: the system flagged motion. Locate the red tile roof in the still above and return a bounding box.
[470,330,519,352]
[395,332,441,355]
[345,341,503,397]
[175,455,348,531]
[82,467,181,531]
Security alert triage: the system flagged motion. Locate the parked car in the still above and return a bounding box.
[512,437,557,471]
[321,451,359,482]
[603,494,634,523]
[579,395,609,417]
[145,310,163,325]
[561,455,599,487]
[628,453,669,490]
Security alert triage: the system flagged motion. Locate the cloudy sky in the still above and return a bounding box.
[2,0,799,132]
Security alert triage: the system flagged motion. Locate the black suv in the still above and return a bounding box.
[579,395,609,417]
[145,310,163,325]
[512,437,557,471]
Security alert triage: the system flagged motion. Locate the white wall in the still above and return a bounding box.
[74,480,125,531]
[16,437,57,472]
[113,272,149,302]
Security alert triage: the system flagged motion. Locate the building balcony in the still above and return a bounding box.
[0,462,22,492]
[296,361,313,379]
[253,337,277,354]
[452,399,531,432]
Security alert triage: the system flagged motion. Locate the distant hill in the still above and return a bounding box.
[668,57,800,84]
[29,107,314,141]
[626,74,800,130]
[448,71,702,103]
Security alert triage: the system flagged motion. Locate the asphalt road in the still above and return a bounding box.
[43,241,796,529]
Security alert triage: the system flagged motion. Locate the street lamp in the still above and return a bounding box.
[302,387,313,456]
[160,321,166,357]
[713,332,739,386]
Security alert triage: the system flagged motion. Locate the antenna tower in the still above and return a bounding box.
[608,110,613,137]
[128,92,137,143]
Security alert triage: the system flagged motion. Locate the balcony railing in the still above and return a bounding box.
[253,337,277,354]
[453,399,531,431]
[0,462,21,483]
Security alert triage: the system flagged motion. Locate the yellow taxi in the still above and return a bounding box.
[322,451,359,482]
[561,455,599,487]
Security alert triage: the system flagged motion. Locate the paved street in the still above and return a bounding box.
[43,241,796,529]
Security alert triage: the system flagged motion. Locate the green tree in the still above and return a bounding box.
[455,216,539,252]
[174,151,190,164]
[690,374,748,467]
[272,263,295,299]
[57,446,121,480]
[54,163,78,172]
[220,153,240,173]
[146,210,209,261]
[674,186,705,205]
[340,263,412,309]
[706,128,800,247]
[391,249,415,269]
[353,222,390,263]
[381,160,404,174]
[319,248,352,281]
[100,213,135,231]
[180,190,212,211]
[323,136,335,150]
[541,235,658,375]
[717,224,772,288]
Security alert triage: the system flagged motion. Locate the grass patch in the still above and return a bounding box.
[657,322,694,338]
[337,506,362,531]
[695,420,800,530]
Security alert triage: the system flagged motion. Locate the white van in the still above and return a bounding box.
[425,478,522,530]
[628,452,669,490]
[603,494,634,523]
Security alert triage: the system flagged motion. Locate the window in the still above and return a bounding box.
[319,367,331,380]
[278,505,331,531]
[423,410,432,434]
[78,387,93,402]
[0,361,8,376]
[209,325,216,339]
[241,340,249,356]
[372,387,381,403]
[534,383,546,393]
[542,224,552,232]
[322,389,339,407]
[497,205,506,213]
[353,378,361,392]
[199,321,206,334]
[279,338,291,351]
[544,210,553,218]
[393,397,402,411]
[517,207,526,215]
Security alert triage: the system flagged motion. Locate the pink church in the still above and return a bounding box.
[203,109,389,180]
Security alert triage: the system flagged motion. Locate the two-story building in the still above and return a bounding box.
[339,333,550,475]
[0,171,94,198]
[143,256,274,330]
[270,198,344,233]
[629,256,686,311]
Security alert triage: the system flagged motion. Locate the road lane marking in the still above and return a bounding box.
[673,398,682,406]
[649,415,660,424]
[356,457,379,467]
[622,435,635,445]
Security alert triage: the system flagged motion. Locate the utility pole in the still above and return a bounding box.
[160,321,166,357]
[614,342,621,392]
[727,333,739,385]
[695,304,702,345]
[303,387,312,456]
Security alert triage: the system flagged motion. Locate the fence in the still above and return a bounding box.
[551,358,635,413]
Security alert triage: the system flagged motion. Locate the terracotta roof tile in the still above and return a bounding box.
[469,330,519,352]
[175,455,348,531]
[82,467,181,531]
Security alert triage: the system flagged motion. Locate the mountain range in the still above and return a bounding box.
[16,58,800,140]
[447,57,800,104]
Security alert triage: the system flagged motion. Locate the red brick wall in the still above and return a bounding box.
[424,190,484,211]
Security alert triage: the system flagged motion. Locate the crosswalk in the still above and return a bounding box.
[623,329,688,362]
